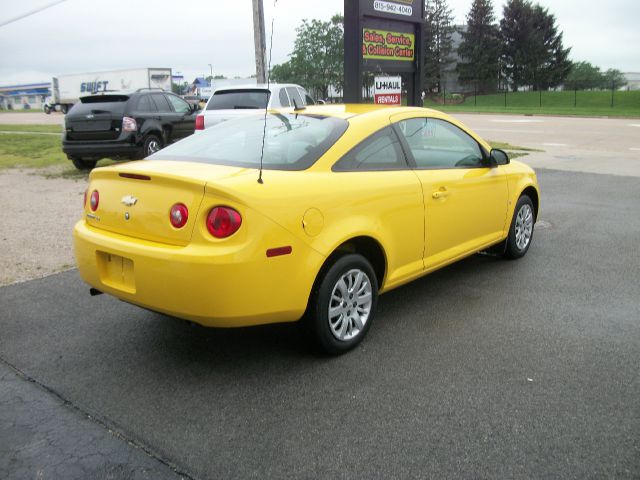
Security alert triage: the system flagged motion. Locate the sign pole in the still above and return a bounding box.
[344,0,362,103]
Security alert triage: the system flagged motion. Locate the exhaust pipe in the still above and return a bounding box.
[89,288,103,296]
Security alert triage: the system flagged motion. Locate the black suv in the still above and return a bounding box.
[63,89,199,170]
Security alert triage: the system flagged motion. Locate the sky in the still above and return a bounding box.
[0,0,638,87]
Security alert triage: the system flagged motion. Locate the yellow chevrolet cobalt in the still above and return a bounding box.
[74,105,539,354]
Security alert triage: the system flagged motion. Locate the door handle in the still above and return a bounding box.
[432,188,449,199]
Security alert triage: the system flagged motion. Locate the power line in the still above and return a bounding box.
[0,0,68,28]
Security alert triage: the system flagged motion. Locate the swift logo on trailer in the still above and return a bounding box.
[374,76,402,105]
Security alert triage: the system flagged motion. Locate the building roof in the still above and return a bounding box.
[192,77,210,87]
[0,82,50,91]
[0,83,51,96]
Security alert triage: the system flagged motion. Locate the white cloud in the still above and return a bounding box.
[0,0,638,87]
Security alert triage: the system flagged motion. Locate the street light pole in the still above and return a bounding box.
[208,64,213,79]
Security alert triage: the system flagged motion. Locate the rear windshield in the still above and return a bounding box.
[206,89,270,110]
[150,113,348,171]
[70,95,129,115]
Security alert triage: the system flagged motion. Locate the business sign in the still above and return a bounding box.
[374,76,402,105]
[373,0,413,16]
[362,29,415,61]
[359,0,422,22]
[344,0,425,106]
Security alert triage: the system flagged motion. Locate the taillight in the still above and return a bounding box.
[90,190,99,211]
[195,114,205,130]
[169,203,188,228]
[122,116,137,132]
[206,207,242,238]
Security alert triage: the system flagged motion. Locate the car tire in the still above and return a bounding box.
[60,104,68,114]
[504,195,535,259]
[70,157,97,171]
[142,134,163,157]
[44,105,51,114]
[305,253,378,355]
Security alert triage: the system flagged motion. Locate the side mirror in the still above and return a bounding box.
[489,148,509,166]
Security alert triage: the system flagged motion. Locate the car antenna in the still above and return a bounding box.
[258,0,277,185]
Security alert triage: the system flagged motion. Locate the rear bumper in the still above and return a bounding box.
[63,133,141,160]
[73,219,324,327]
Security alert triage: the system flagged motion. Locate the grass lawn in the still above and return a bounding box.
[0,108,46,113]
[0,124,115,175]
[425,90,640,117]
[0,124,63,133]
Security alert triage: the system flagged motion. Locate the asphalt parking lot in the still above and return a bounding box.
[2,167,639,479]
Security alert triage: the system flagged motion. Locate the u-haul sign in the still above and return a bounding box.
[374,76,402,105]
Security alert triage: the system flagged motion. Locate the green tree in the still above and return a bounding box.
[423,0,456,93]
[456,0,500,93]
[602,68,627,89]
[171,81,188,95]
[565,61,603,90]
[500,0,571,91]
[270,14,344,99]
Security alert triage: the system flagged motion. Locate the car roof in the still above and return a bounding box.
[213,83,305,93]
[289,104,445,120]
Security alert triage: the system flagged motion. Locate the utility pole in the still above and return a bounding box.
[252,0,267,84]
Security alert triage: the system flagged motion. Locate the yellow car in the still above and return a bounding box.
[74,105,539,354]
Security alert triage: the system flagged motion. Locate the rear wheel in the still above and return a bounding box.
[504,195,535,259]
[70,157,97,171]
[60,104,68,114]
[305,254,378,355]
[142,134,163,157]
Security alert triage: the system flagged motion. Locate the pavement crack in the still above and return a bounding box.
[0,353,200,480]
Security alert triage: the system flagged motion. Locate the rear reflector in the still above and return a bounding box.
[119,173,151,180]
[266,246,292,258]
[195,114,205,130]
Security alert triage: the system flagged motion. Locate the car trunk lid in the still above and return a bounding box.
[65,95,129,141]
[85,161,249,246]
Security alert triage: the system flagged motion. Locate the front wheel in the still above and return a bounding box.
[504,195,535,259]
[305,254,378,355]
[44,105,51,114]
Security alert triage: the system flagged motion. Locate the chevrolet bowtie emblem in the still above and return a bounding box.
[121,195,138,206]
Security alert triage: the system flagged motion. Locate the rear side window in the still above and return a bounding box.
[333,127,408,171]
[151,94,172,113]
[136,95,157,113]
[285,87,304,107]
[279,89,291,107]
[166,94,190,114]
[304,93,315,105]
[207,90,270,110]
